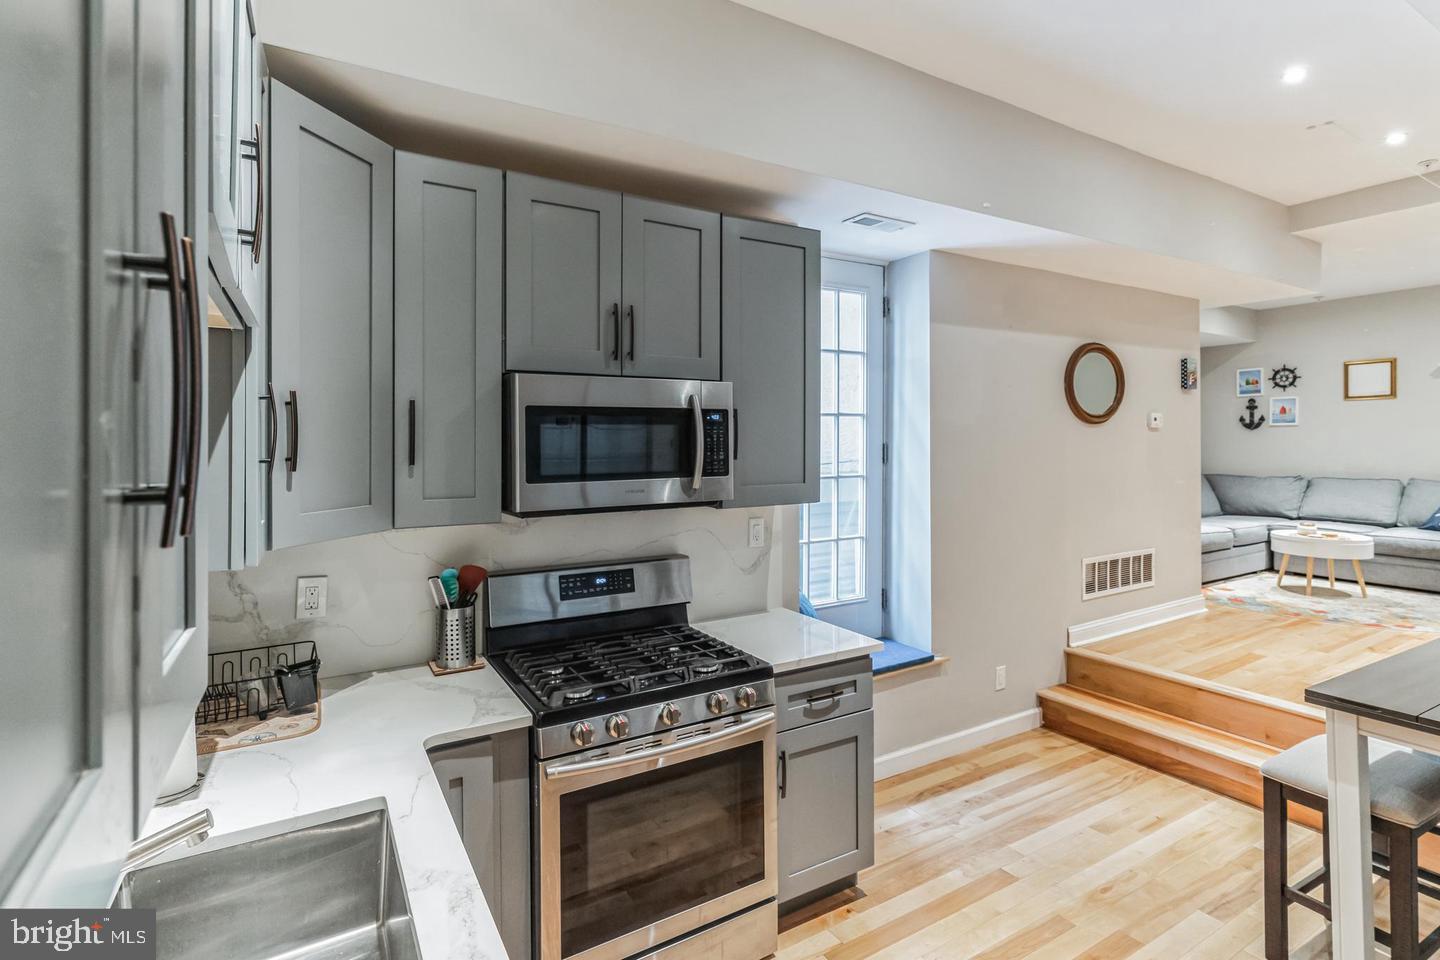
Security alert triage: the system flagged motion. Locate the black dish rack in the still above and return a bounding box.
[195,640,319,725]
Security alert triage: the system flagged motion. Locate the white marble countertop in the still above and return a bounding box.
[142,663,531,960]
[696,607,883,674]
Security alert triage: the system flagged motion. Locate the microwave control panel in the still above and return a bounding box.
[558,568,636,601]
[702,410,731,477]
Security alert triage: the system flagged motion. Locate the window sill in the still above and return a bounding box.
[871,638,940,678]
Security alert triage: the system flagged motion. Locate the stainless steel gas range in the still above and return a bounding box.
[484,556,778,960]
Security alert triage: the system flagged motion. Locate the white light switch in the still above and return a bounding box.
[1148,411,1164,431]
[296,576,327,620]
[747,517,766,548]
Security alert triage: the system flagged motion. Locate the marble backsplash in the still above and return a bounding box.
[209,505,790,678]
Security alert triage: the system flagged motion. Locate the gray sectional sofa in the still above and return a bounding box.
[1201,475,1440,591]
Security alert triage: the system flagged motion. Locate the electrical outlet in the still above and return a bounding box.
[748,517,766,548]
[995,665,1007,691]
[1148,411,1164,431]
[296,576,327,620]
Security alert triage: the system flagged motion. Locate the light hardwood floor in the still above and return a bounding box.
[778,728,1418,960]
[1090,604,1438,705]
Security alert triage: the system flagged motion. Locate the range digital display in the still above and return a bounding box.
[558,568,636,601]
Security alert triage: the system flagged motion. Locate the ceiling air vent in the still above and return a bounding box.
[1082,549,1155,601]
[842,212,915,233]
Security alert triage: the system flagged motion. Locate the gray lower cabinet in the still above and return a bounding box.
[621,196,720,380]
[394,153,504,527]
[721,216,821,507]
[776,660,875,907]
[269,81,394,549]
[427,731,531,960]
[505,173,623,375]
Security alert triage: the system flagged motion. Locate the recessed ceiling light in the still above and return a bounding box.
[1386,130,1410,146]
[1281,64,1308,85]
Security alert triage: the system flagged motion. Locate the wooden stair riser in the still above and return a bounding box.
[1065,647,1323,750]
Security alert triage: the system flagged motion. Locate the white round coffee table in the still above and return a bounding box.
[1270,529,1375,597]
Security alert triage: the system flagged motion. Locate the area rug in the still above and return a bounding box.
[1205,571,1440,632]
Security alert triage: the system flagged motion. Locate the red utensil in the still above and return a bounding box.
[458,564,488,605]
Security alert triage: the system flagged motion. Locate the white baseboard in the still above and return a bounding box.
[1067,594,1206,648]
[873,707,1042,781]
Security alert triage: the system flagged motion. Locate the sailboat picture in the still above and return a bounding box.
[1237,368,1264,397]
[1270,396,1298,426]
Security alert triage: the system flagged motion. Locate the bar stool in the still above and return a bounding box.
[1262,735,1440,959]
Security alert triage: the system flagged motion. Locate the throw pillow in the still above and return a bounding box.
[1423,507,1440,532]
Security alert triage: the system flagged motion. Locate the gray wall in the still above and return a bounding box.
[211,506,782,679]
[1201,285,1440,482]
[878,252,1201,763]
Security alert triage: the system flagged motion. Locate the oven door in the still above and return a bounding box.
[537,711,777,960]
[506,373,734,514]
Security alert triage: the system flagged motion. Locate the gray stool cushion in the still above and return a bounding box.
[1261,735,1440,828]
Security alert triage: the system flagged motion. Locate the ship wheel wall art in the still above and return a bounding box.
[1270,365,1301,390]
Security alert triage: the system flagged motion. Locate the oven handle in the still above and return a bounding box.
[688,392,703,492]
[543,711,775,780]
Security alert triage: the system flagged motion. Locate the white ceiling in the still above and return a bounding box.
[733,0,1440,206]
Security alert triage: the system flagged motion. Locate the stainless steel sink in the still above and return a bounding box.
[114,804,421,960]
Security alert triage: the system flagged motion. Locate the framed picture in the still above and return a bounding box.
[1344,358,1397,400]
[1269,396,1298,426]
[1237,368,1264,397]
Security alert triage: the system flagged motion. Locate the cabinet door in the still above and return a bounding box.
[394,154,504,528]
[721,217,821,506]
[234,1,263,314]
[505,173,622,375]
[777,710,874,905]
[2,0,139,906]
[269,82,394,548]
[132,0,207,820]
[209,0,240,275]
[620,197,720,380]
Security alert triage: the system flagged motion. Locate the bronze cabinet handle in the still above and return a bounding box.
[179,235,202,538]
[238,122,264,263]
[119,211,186,549]
[285,390,299,473]
[408,398,416,468]
[609,302,620,361]
[627,305,635,361]
[778,750,788,800]
[258,381,278,469]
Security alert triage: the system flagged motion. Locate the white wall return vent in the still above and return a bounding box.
[1082,549,1155,600]
[842,212,916,233]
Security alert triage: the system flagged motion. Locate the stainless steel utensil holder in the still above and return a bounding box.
[435,604,477,669]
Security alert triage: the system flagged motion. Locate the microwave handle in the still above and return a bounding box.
[689,392,703,491]
[544,712,775,780]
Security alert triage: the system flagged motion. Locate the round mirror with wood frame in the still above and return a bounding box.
[1065,342,1125,424]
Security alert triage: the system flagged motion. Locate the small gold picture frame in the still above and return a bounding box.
[1343,358,1397,401]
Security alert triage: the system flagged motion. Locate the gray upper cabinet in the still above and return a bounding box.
[777,707,875,905]
[269,82,394,549]
[505,173,622,375]
[394,153,504,528]
[208,0,263,325]
[721,216,821,507]
[621,197,720,380]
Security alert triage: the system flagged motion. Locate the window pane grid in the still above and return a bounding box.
[801,282,871,608]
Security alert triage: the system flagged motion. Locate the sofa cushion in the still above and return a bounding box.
[1298,476,1404,527]
[1208,515,1282,546]
[1372,528,1440,562]
[1201,476,1222,517]
[1201,524,1236,553]
[1399,479,1440,528]
[1425,509,1440,533]
[1207,474,1308,520]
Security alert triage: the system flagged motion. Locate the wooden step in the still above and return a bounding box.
[1064,646,1324,750]
[1037,684,1315,824]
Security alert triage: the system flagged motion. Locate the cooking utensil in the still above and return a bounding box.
[428,576,449,610]
[458,564,487,605]
[440,568,460,606]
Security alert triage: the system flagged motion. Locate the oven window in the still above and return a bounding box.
[558,741,766,957]
[526,406,694,484]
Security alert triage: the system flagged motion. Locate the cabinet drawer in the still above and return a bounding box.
[774,657,872,732]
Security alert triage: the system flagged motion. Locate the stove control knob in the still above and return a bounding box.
[658,703,682,726]
[605,714,630,738]
[735,686,758,709]
[707,692,730,715]
[570,721,595,747]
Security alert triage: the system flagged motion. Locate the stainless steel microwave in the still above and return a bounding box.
[503,373,734,515]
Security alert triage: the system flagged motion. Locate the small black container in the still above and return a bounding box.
[274,657,321,712]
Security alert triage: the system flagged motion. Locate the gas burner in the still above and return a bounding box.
[541,665,565,676]
[562,687,594,702]
[690,658,721,675]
